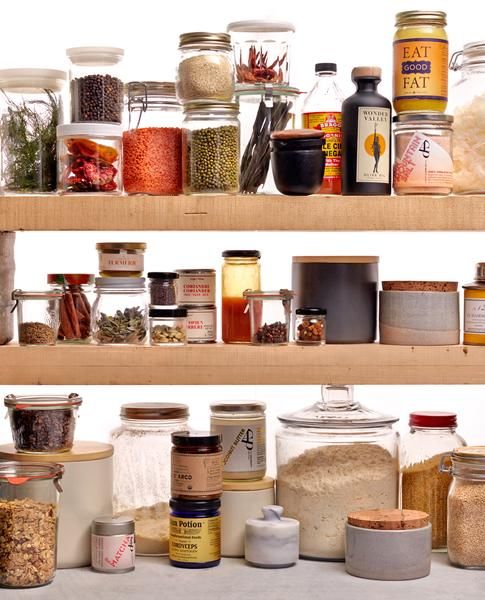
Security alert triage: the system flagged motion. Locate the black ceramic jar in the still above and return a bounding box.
[270,129,325,196]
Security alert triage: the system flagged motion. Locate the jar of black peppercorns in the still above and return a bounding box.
[67,46,124,124]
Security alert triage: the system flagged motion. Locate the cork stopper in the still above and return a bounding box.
[351,66,382,81]
[348,509,429,530]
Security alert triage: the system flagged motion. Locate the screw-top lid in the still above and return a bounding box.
[352,66,382,81]
[223,476,274,492]
[222,250,261,258]
[183,101,239,115]
[147,272,179,280]
[66,46,124,66]
[410,411,457,428]
[149,308,188,318]
[172,430,222,447]
[210,401,266,414]
[179,32,231,50]
[176,269,216,275]
[120,403,189,420]
[393,112,453,124]
[92,516,134,536]
[96,242,147,250]
[95,277,145,289]
[170,498,221,513]
[57,123,123,138]
[295,307,327,316]
[315,62,337,73]
[395,10,446,27]
[227,20,295,33]
[0,68,66,93]
[474,262,485,282]
[47,274,95,286]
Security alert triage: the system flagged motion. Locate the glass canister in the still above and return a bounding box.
[449,40,485,194]
[244,289,294,345]
[440,446,485,569]
[67,46,124,123]
[123,81,182,195]
[149,308,187,346]
[276,385,399,561]
[57,123,122,194]
[393,112,454,195]
[47,274,93,343]
[0,68,65,194]
[176,33,234,103]
[221,250,261,344]
[400,411,465,550]
[110,403,189,556]
[96,242,146,278]
[0,461,63,588]
[182,102,240,194]
[11,289,62,346]
[295,307,326,345]
[91,277,147,345]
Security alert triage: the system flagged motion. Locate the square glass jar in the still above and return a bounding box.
[243,289,294,345]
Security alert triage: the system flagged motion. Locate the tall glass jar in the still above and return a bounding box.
[449,41,485,194]
[182,102,240,194]
[276,385,399,561]
[221,250,261,343]
[400,411,465,550]
[123,82,182,195]
[0,462,63,588]
[47,274,93,343]
[0,68,65,194]
[67,46,124,123]
[110,403,189,556]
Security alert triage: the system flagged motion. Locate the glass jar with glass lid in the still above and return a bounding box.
[276,384,399,561]
[243,289,294,345]
[11,289,63,346]
[110,403,189,556]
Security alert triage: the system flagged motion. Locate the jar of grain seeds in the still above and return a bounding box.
[176,33,234,103]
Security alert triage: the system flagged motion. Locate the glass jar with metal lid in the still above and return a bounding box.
[182,102,240,194]
[393,112,454,195]
[11,289,63,346]
[276,384,399,560]
[176,32,234,103]
[96,242,146,277]
[295,307,326,345]
[243,289,294,345]
[210,402,266,480]
[463,262,485,345]
[123,81,182,196]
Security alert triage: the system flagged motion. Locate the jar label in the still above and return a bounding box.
[99,251,144,272]
[91,534,135,571]
[394,132,453,190]
[356,107,391,183]
[177,275,216,305]
[302,112,342,179]
[171,452,223,496]
[464,298,485,334]
[169,515,220,563]
[393,38,448,103]
[212,423,266,474]
[186,308,216,342]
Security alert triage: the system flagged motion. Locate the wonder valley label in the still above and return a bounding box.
[356,106,391,184]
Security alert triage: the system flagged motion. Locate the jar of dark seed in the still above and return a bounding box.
[148,272,179,306]
[182,102,240,194]
[67,46,124,123]
[243,289,294,345]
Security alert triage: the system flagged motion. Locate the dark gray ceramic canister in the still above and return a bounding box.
[292,257,379,343]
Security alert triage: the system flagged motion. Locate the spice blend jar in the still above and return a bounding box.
[91,516,135,574]
[295,307,326,345]
[48,274,93,343]
[463,263,485,345]
[148,272,178,306]
[149,308,187,346]
[176,269,216,305]
[12,289,62,346]
[96,243,146,277]
[184,305,217,344]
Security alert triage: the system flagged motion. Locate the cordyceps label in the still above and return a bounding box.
[302,112,342,179]
[169,516,220,563]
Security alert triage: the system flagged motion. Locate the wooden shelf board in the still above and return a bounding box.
[0,194,484,231]
[0,343,480,385]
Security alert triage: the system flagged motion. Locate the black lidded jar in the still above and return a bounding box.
[342,67,391,195]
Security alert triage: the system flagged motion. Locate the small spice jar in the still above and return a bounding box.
[185,304,217,344]
[210,402,266,480]
[182,102,240,194]
[148,272,178,306]
[295,307,326,345]
[11,289,62,346]
[91,516,135,574]
[176,269,216,305]
[57,123,122,194]
[67,46,124,123]
[149,308,187,346]
[171,431,223,500]
[243,289,294,345]
[169,498,221,569]
[393,112,453,195]
[47,274,93,343]
[96,242,146,277]
[463,263,485,345]
[176,32,234,103]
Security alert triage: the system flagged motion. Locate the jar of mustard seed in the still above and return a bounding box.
[96,243,146,277]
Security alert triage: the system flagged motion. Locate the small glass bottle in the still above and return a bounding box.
[147,272,178,306]
[295,307,326,345]
[302,63,344,194]
[463,263,485,346]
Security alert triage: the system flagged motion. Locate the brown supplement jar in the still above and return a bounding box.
[96,243,147,277]
[171,431,222,499]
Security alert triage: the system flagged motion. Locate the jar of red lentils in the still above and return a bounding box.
[123,81,182,196]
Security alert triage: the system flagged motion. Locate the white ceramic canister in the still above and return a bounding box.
[0,441,113,568]
[221,477,275,557]
[176,269,216,305]
[183,304,217,343]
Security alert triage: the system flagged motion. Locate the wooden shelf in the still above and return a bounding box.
[1,193,484,231]
[0,343,481,385]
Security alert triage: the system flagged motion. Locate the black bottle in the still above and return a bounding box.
[342,67,392,195]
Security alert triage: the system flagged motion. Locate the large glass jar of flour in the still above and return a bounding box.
[276,385,399,561]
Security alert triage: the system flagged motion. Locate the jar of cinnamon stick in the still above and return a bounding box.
[48,274,94,343]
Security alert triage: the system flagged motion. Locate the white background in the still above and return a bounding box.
[0,0,484,473]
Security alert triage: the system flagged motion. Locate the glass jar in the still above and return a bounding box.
[222,250,261,344]
[47,274,93,343]
[0,461,63,588]
[124,81,182,195]
[276,385,399,560]
[182,102,240,194]
[12,289,62,346]
[91,278,147,345]
[449,41,485,194]
[440,446,485,569]
[295,307,326,345]
[110,402,189,556]
[96,242,146,278]
[57,123,122,194]
[67,46,124,123]
[244,289,294,345]
[400,411,465,550]
[0,68,65,194]
[149,308,187,345]
[148,272,178,306]
[393,112,454,195]
[176,33,234,103]
[463,262,485,345]
[4,393,82,454]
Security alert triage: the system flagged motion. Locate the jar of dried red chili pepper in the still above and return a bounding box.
[47,274,94,343]
[123,82,182,196]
